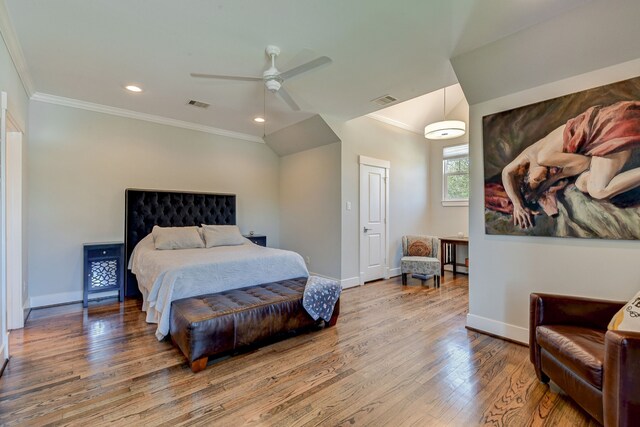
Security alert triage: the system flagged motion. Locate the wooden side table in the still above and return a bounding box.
[83,242,125,307]
[440,237,469,277]
[244,234,267,247]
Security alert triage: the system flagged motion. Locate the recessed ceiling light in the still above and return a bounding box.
[125,85,143,93]
[254,117,265,123]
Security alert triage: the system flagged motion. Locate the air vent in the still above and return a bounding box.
[187,100,210,108]
[372,95,398,106]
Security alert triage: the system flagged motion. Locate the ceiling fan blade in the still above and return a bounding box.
[278,87,301,111]
[190,73,262,82]
[279,56,332,80]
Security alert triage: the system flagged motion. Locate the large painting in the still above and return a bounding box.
[483,76,640,239]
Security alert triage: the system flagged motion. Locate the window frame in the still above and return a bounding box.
[442,144,469,207]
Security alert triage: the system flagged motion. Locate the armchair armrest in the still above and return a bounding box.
[529,293,624,382]
[604,330,640,426]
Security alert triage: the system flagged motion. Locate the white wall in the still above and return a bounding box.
[466,59,640,344]
[326,115,430,285]
[428,99,469,270]
[451,0,640,342]
[452,0,640,106]
[0,33,27,131]
[1,31,28,355]
[280,142,341,279]
[454,0,640,344]
[21,125,26,309]
[27,101,281,307]
[428,136,469,235]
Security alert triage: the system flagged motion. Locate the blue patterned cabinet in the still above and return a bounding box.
[244,234,267,247]
[83,242,124,307]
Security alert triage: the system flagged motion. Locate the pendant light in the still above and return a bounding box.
[424,86,466,140]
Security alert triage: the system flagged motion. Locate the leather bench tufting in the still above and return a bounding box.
[170,277,340,372]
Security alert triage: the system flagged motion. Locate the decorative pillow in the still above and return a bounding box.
[152,226,204,250]
[201,225,245,248]
[608,291,640,332]
[407,237,432,257]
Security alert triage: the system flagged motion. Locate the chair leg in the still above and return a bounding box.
[402,273,407,285]
[190,357,208,373]
[326,314,339,327]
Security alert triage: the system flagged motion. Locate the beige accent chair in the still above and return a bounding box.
[401,235,441,287]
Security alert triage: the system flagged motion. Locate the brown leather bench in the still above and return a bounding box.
[170,277,339,372]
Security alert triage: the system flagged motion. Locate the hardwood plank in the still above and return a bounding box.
[0,273,596,426]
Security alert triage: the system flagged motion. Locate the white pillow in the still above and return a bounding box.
[201,225,245,248]
[152,226,204,250]
[608,290,640,332]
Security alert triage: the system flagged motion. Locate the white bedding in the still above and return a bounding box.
[129,234,309,340]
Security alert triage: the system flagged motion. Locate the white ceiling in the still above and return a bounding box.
[4,0,591,139]
[367,84,466,135]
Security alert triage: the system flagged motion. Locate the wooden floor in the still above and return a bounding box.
[0,273,598,427]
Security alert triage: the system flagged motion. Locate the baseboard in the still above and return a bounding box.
[23,301,31,323]
[466,314,528,345]
[387,267,401,277]
[1,332,8,360]
[307,272,361,291]
[340,276,361,289]
[0,356,7,378]
[30,290,119,308]
[444,265,468,274]
[309,272,343,287]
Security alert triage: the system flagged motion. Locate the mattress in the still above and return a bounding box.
[129,234,309,340]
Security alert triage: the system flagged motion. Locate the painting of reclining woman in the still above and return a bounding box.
[483,76,640,239]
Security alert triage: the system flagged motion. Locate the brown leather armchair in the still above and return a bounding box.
[530,293,640,426]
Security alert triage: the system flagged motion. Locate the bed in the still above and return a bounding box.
[124,189,309,340]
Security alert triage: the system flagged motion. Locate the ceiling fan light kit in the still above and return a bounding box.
[263,45,283,93]
[264,79,282,93]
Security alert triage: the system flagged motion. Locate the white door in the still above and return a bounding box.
[360,163,387,283]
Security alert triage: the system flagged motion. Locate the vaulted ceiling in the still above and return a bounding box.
[4,0,592,139]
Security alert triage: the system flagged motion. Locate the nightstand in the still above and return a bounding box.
[244,234,267,247]
[83,242,125,307]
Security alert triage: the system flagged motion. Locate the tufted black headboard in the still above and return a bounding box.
[124,189,236,297]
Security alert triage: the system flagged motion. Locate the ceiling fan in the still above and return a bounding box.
[191,45,332,111]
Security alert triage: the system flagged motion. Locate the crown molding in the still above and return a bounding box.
[366,112,421,135]
[0,1,35,97]
[31,92,265,143]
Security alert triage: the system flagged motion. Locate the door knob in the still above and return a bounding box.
[363,227,372,233]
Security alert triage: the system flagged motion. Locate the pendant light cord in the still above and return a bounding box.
[263,85,266,138]
[443,86,446,121]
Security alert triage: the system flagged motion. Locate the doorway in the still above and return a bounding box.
[359,156,390,284]
[0,91,25,366]
[6,117,23,330]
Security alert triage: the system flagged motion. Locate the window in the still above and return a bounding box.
[442,144,469,206]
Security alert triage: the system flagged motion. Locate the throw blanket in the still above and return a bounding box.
[303,276,341,322]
